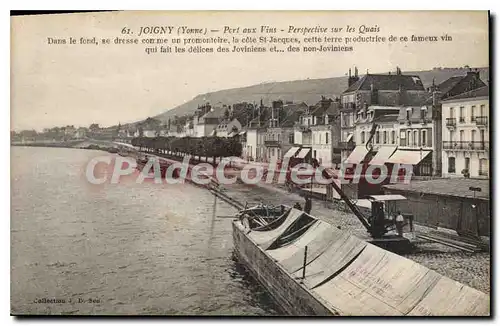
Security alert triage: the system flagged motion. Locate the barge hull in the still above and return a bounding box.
[232,221,336,316]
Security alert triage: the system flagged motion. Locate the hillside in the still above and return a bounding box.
[151,67,489,123]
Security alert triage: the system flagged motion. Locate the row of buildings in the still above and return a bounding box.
[122,67,489,180]
[338,68,489,179]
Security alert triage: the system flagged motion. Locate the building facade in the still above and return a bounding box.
[339,67,428,163]
[310,98,341,166]
[441,86,489,178]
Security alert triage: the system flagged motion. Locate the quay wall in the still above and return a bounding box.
[383,188,490,237]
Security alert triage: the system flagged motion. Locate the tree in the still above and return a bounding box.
[89,123,100,131]
[131,135,243,163]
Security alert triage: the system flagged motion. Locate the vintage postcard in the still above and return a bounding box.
[11,10,490,316]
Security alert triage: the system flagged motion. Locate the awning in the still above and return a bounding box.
[296,148,311,159]
[369,146,397,165]
[344,145,369,164]
[345,133,353,142]
[386,150,431,165]
[284,146,300,158]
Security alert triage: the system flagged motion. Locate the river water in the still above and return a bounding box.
[11,147,279,315]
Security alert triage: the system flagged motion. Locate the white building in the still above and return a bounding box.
[212,118,242,137]
[195,107,224,137]
[245,127,266,161]
[441,86,489,178]
[310,100,341,166]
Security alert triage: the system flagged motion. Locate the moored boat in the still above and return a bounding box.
[231,206,490,316]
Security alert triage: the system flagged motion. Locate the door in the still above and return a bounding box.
[458,201,480,237]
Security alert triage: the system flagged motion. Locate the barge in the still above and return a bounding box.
[232,206,490,316]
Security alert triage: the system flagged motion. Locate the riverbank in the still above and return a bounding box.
[11,139,134,154]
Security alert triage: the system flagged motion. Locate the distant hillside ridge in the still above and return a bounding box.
[151,67,489,123]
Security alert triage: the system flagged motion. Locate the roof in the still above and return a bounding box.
[325,102,340,115]
[383,178,489,200]
[200,107,225,122]
[279,109,305,128]
[433,73,487,101]
[374,114,400,123]
[311,100,340,117]
[283,102,308,111]
[436,75,465,95]
[368,194,407,202]
[343,74,425,93]
[442,86,489,102]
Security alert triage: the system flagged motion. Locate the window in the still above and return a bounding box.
[361,131,365,144]
[288,133,294,144]
[376,131,380,143]
[459,107,465,123]
[471,105,476,121]
[449,107,454,119]
[480,104,485,116]
[448,157,456,173]
[413,130,418,146]
[406,110,410,120]
[459,130,464,142]
[383,131,387,144]
[400,130,406,146]
[391,131,396,144]
[465,157,470,171]
[480,129,485,143]
[450,130,455,141]
[407,130,412,145]
[421,130,427,146]
[420,107,426,120]
[479,158,488,176]
[471,130,476,142]
[326,132,329,144]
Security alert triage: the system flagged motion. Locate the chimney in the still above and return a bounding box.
[370,83,378,105]
[348,66,360,87]
[432,90,442,106]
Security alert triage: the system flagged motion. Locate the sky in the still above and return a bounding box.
[11,11,489,131]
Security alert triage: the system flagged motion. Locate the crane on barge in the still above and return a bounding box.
[326,123,410,243]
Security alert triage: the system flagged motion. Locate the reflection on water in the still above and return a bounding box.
[11,146,279,315]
